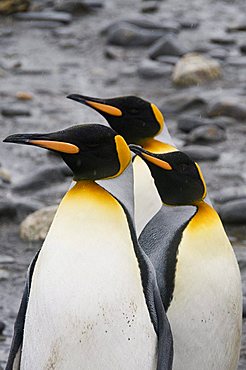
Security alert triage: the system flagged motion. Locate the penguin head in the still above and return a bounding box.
[130,145,207,206]
[3,124,131,181]
[67,94,164,144]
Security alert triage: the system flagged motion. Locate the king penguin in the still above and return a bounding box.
[4,124,173,370]
[129,145,242,370]
[66,94,177,235]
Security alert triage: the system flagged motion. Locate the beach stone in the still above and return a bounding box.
[161,94,207,114]
[54,0,103,13]
[180,19,200,29]
[183,145,219,161]
[0,199,17,218]
[14,11,72,24]
[0,321,5,335]
[210,35,236,45]
[227,56,246,67]
[104,46,125,60]
[240,44,246,54]
[207,97,246,120]
[0,255,15,264]
[148,35,187,59]
[0,0,30,15]
[208,48,228,60]
[0,269,10,281]
[16,91,33,101]
[1,106,31,117]
[227,22,246,32]
[106,23,164,47]
[15,67,51,75]
[101,18,180,36]
[219,199,246,224]
[141,1,159,13]
[20,205,58,241]
[155,55,178,65]
[138,59,172,79]
[187,125,226,144]
[172,53,221,86]
[0,168,11,183]
[177,115,234,133]
[12,164,72,193]
[213,186,246,204]
[243,297,246,318]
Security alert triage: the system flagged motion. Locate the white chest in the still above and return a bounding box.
[21,183,157,370]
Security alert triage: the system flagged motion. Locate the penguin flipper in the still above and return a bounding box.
[5,251,40,370]
[139,205,197,311]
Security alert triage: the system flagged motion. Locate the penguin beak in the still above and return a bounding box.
[3,133,80,154]
[129,144,172,171]
[67,94,122,117]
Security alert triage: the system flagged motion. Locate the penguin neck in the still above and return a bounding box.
[138,137,177,154]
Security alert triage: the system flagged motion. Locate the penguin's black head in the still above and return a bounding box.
[3,124,131,181]
[67,94,164,144]
[130,145,206,206]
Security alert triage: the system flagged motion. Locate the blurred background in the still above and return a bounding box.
[0,0,245,368]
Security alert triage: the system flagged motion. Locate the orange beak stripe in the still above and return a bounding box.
[86,101,122,116]
[142,152,172,170]
[29,140,80,154]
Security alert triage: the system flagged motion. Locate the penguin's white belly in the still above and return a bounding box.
[21,182,157,370]
[167,203,242,370]
[134,157,162,237]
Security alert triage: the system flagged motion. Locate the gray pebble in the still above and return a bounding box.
[227,23,246,32]
[14,68,51,75]
[179,19,200,30]
[227,56,246,67]
[0,321,5,335]
[177,115,233,133]
[141,1,159,13]
[14,11,72,24]
[138,59,172,79]
[0,255,15,264]
[101,18,180,35]
[187,125,226,144]
[210,35,236,45]
[12,164,72,193]
[207,98,246,120]
[155,55,178,64]
[0,200,16,219]
[54,0,103,13]
[1,107,31,117]
[219,199,246,224]
[207,48,228,60]
[160,94,207,114]
[0,269,10,281]
[148,35,187,59]
[213,186,246,204]
[182,145,219,161]
[106,23,164,47]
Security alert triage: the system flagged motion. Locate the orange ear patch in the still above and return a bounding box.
[86,101,122,116]
[29,140,80,154]
[151,103,164,132]
[142,152,172,170]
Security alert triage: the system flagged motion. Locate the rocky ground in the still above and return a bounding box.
[0,0,246,368]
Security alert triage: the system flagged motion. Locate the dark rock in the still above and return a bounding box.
[187,125,226,144]
[207,98,246,120]
[161,94,207,114]
[0,321,6,335]
[243,297,246,318]
[240,44,246,54]
[155,55,178,64]
[227,23,246,32]
[0,29,13,37]
[180,19,200,29]
[106,23,164,47]
[0,0,30,15]
[227,56,246,67]
[210,35,236,45]
[182,145,219,161]
[212,186,246,204]
[141,1,159,13]
[1,106,31,117]
[14,11,72,24]
[219,199,246,224]
[12,164,72,193]
[104,46,125,60]
[138,59,172,79]
[207,48,228,60]
[101,18,180,35]
[54,0,103,13]
[0,200,17,219]
[148,35,187,59]
[177,115,233,133]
